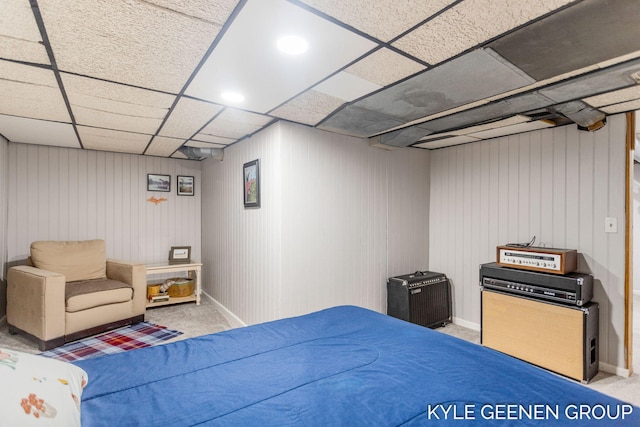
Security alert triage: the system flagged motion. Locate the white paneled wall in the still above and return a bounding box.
[0,135,8,318]
[6,143,201,265]
[634,162,640,293]
[387,148,431,276]
[201,123,283,325]
[280,124,386,318]
[201,121,431,325]
[429,114,628,371]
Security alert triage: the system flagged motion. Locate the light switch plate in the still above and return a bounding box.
[605,217,617,233]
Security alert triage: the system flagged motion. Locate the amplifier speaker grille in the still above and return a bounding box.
[387,274,452,328]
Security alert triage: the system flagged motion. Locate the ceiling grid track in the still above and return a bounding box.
[28,0,84,149]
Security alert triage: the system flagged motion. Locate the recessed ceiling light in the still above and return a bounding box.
[276,35,308,55]
[221,91,245,103]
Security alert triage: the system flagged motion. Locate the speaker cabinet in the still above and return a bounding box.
[481,290,598,382]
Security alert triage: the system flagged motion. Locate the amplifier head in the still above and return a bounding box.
[496,246,577,275]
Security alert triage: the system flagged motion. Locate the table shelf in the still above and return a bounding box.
[146,261,202,308]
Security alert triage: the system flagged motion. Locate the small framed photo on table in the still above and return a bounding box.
[169,246,191,264]
[177,175,194,196]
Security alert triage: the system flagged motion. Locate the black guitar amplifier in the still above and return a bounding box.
[387,271,452,329]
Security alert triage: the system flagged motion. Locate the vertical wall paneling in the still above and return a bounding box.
[387,147,431,278]
[634,163,640,293]
[201,123,283,325]
[201,121,430,326]
[6,144,201,266]
[428,115,628,371]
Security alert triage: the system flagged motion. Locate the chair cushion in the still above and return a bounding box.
[65,279,133,313]
[30,240,107,282]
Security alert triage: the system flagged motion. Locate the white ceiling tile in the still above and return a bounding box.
[62,73,174,134]
[414,135,479,149]
[417,118,555,147]
[70,106,163,135]
[314,72,381,102]
[417,132,457,142]
[77,126,150,155]
[601,100,640,115]
[0,114,80,148]
[200,108,272,140]
[0,0,50,64]
[186,140,227,149]
[393,0,574,65]
[185,0,377,113]
[449,115,532,135]
[38,0,223,93]
[159,97,224,139]
[143,0,239,25]
[0,61,69,122]
[346,48,425,86]
[468,120,555,139]
[222,108,273,127]
[191,134,235,145]
[62,73,175,113]
[299,0,456,42]
[270,90,344,126]
[145,136,185,157]
[171,151,189,159]
[584,85,640,108]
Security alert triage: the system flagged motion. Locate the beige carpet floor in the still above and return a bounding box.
[1,294,638,407]
[0,295,232,354]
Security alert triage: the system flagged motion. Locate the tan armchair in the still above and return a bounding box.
[7,240,146,350]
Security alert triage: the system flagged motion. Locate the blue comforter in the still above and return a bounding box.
[75,306,639,426]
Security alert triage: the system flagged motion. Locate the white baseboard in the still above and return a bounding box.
[598,361,630,378]
[201,291,246,329]
[452,317,480,332]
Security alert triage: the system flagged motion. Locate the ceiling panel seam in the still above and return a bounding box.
[144,0,249,155]
[29,0,83,149]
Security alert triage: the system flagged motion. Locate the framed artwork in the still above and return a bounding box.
[177,175,195,196]
[169,246,191,264]
[147,174,171,192]
[243,159,260,208]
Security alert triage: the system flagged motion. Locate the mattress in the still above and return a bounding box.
[74,305,639,426]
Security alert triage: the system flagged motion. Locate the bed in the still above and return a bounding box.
[68,305,638,426]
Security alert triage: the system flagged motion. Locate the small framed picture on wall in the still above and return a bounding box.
[177,175,194,196]
[147,174,171,192]
[243,159,260,208]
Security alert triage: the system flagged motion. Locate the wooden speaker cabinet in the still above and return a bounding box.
[481,290,598,382]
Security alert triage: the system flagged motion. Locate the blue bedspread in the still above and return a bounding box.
[74,306,639,426]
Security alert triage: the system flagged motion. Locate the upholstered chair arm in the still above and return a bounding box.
[106,260,147,315]
[7,266,66,342]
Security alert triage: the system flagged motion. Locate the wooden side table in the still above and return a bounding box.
[146,261,202,307]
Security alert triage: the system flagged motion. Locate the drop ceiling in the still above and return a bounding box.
[1,0,639,159]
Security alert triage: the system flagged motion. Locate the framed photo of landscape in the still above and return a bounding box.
[168,246,191,264]
[147,174,171,192]
[243,159,260,208]
[177,175,194,196]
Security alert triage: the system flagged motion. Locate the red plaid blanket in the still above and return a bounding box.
[40,322,182,362]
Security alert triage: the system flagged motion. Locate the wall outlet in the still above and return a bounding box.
[604,217,617,233]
